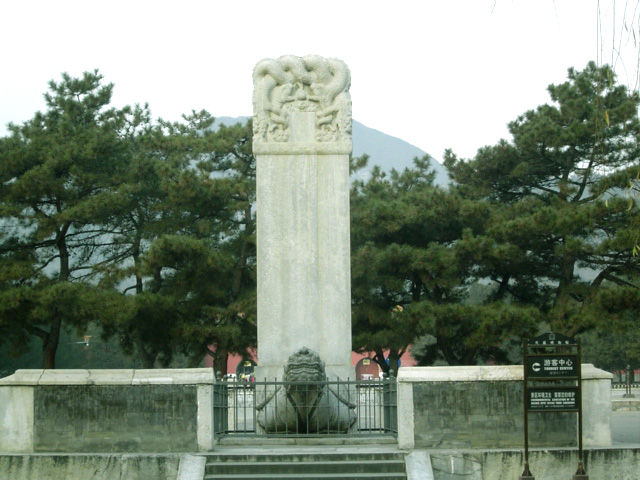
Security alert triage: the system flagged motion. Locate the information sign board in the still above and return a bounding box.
[521,333,588,478]
[527,332,577,346]
[525,355,578,378]
[527,387,578,411]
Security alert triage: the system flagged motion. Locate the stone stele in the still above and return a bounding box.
[253,55,353,380]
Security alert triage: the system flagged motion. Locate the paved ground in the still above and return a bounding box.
[612,412,640,445]
[611,387,640,445]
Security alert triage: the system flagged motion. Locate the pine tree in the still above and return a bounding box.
[0,73,258,370]
[95,114,257,370]
[0,71,130,368]
[445,62,640,336]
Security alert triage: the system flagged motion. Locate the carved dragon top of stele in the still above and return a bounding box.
[252,55,352,155]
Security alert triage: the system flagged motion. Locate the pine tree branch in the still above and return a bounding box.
[122,284,139,294]
[602,273,639,289]
[26,325,48,340]
[573,155,595,203]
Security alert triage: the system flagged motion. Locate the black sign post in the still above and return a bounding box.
[521,333,588,480]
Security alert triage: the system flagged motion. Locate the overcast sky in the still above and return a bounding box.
[1,1,639,161]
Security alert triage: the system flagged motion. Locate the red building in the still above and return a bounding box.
[204,347,417,380]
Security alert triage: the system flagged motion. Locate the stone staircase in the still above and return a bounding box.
[203,450,407,480]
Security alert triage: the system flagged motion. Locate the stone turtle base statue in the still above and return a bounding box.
[256,347,356,434]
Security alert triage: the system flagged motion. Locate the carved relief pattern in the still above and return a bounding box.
[253,55,352,145]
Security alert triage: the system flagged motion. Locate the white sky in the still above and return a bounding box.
[1,0,639,161]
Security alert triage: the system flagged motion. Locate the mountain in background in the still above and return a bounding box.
[214,117,449,186]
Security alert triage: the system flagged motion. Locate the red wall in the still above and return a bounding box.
[205,347,417,379]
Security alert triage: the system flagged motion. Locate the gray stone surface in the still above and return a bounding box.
[402,449,640,480]
[405,450,434,480]
[612,398,640,411]
[33,384,199,452]
[611,387,640,413]
[0,368,216,386]
[582,370,613,446]
[0,370,43,385]
[0,386,33,452]
[0,369,217,453]
[0,454,181,480]
[177,454,206,480]
[397,380,415,450]
[480,448,640,480]
[412,381,575,449]
[197,385,214,451]
[253,55,354,380]
[397,365,612,450]
[430,452,482,480]
[2,448,638,480]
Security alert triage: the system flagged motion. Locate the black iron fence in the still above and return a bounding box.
[612,381,640,389]
[212,378,397,437]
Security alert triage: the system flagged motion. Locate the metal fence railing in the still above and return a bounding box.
[612,382,640,390]
[212,378,397,437]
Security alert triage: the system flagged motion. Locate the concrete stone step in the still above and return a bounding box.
[204,474,406,480]
[216,435,398,447]
[202,451,407,480]
[206,452,404,463]
[206,459,405,474]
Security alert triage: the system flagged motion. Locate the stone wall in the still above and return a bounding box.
[412,380,575,448]
[417,448,640,480]
[1,365,614,456]
[34,385,198,452]
[0,454,181,480]
[3,448,638,480]
[397,365,612,450]
[0,369,215,453]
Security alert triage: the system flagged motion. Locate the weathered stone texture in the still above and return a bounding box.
[412,381,575,448]
[256,348,357,433]
[0,368,216,453]
[405,449,640,480]
[0,454,181,480]
[481,448,640,480]
[33,385,198,452]
[398,365,612,450]
[252,55,352,150]
[253,56,353,380]
[0,386,33,452]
